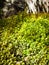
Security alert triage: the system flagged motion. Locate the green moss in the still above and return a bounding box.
[0,13,49,65]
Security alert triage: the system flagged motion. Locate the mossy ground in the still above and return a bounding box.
[0,13,49,65]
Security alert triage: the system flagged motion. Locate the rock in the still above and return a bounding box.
[0,0,49,18]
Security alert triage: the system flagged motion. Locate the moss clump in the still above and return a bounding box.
[0,13,49,65]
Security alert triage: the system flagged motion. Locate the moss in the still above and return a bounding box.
[0,13,49,65]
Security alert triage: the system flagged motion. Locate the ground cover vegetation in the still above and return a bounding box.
[0,13,49,65]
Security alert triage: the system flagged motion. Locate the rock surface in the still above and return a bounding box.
[0,0,49,18]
